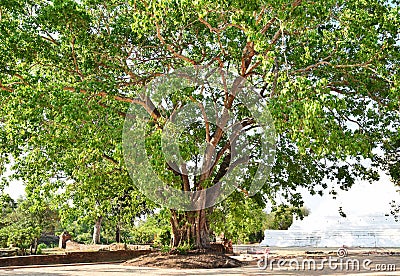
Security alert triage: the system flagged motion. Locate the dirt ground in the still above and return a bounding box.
[124,251,243,269]
[1,247,400,275]
[1,258,399,276]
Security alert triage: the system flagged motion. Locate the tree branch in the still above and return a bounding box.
[40,30,59,45]
[155,21,197,65]
[189,95,210,142]
[212,151,231,185]
[103,153,119,165]
[260,17,277,34]
[63,87,162,120]
[180,163,191,191]
[0,82,13,92]
[71,37,84,79]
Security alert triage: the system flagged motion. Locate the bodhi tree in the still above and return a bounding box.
[0,0,399,249]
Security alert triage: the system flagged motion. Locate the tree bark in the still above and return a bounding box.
[93,216,102,244]
[170,209,210,249]
[115,225,121,243]
[30,237,38,255]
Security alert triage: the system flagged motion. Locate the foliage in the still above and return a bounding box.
[153,228,172,248]
[160,245,172,253]
[0,228,8,248]
[264,205,310,230]
[0,195,48,255]
[7,226,41,254]
[378,132,400,220]
[60,218,90,244]
[36,243,47,254]
[380,133,400,186]
[210,192,268,244]
[74,232,93,244]
[128,223,156,245]
[127,211,171,246]
[0,194,16,215]
[176,241,194,254]
[211,196,310,243]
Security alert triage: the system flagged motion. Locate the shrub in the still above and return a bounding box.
[160,245,171,253]
[7,226,41,255]
[176,241,193,254]
[0,227,9,248]
[74,232,92,244]
[36,243,47,254]
[128,228,155,244]
[153,228,171,248]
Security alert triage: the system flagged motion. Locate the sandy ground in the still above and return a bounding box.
[1,247,400,275]
[0,259,399,276]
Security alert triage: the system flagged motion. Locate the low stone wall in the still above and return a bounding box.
[0,250,151,267]
[0,248,18,258]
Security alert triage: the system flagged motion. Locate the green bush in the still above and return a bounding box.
[74,232,92,244]
[176,241,193,254]
[36,243,47,254]
[160,245,171,253]
[128,228,155,244]
[153,228,171,248]
[0,227,10,248]
[121,212,172,246]
[7,226,41,255]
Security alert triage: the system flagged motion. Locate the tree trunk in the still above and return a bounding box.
[93,216,102,244]
[30,237,38,255]
[115,225,121,243]
[170,209,210,249]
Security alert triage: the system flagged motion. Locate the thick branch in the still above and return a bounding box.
[212,151,231,185]
[241,41,256,76]
[180,163,191,192]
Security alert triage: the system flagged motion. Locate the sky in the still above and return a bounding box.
[291,171,400,231]
[4,179,25,200]
[301,173,399,217]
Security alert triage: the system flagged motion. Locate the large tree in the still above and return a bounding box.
[0,0,399,248]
